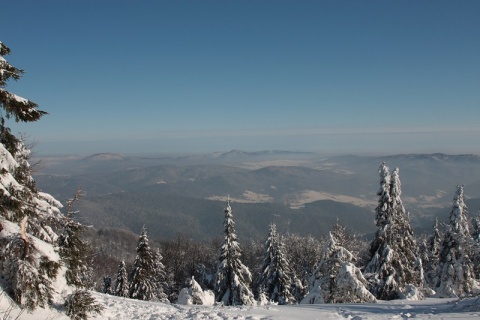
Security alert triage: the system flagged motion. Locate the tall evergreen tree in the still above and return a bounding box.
[435,185,476,297]
[0,41,63,310]
[0,42,62,242]
[257,223,295,304]
[375,162,392,229]
[214,197,254,306]
[365,164,424,300]
[129,226,157,301]
[113,260,129,297]
[0,40,102,316]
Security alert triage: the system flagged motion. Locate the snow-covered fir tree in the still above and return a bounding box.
[471,211,480,279]
[64,289,104,320]
[0,218,58,310]
[58,190,92,288]
[331,218,348,247]
[330,218,369,267]
[257,223,295,304]
[423,218,442,288]
[283,233,322,301]
[434,185,476,297]
[0,41,64,310]
[103,276,112,295]
[375,162,391,229]
[302,232,376,304]
[177,276,207,305]
[153,247,169,302]
[472,212,480,245]
[365,164,424,300]
[129,226,158,301]
[214,197,255,306]
[0,40,103,318]
[113,260,129,297]
[0,42,63,242]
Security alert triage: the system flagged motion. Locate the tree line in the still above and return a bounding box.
[97,167,480,306]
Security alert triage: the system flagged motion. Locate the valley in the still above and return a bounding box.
[31,150,480,241]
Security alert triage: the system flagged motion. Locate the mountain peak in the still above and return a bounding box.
[220,149,248,158]
[83,153,125,161]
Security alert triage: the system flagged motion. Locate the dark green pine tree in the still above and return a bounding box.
[257,223,294,304]
[129,226,157,301]
[214,197,255,306]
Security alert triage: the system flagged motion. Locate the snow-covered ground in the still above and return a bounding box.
[2,291,480,320]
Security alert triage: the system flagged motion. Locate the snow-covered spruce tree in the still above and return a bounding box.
[58,190,92,288]
[256,223,275,298]
[283,233,322,302]
[128,225,158,301]
[374,162,392,229]
[177,276,206,305]
[113,260,129,297]
[330,218,370,268]
[64,289,104,320]
[365,164,424,300]
[153,248,168,302]
[472,212,480,245]
[423,218,442,289]
[302,232,376,304]
[59,191,105,319]
[471,212,480,279]
[0,217,58,310]
[214,197,255,306]
[257,223,295,304]
[102,276,112,295]
[434,185,476,298]
[0,41,64,310]
[0,42,63,241]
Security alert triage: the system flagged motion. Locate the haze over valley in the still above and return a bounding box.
[32,150,480,241]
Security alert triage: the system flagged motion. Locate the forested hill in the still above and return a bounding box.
[33,151,480,240]
[76,193,375,241]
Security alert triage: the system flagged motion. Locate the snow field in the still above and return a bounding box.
[86,293,480,320]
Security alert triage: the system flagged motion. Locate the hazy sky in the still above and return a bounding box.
[3,0,480,155]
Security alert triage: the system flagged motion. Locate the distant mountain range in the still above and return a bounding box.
[32,150,480,240]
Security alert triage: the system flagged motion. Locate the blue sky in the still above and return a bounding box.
[2,0,479,155]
